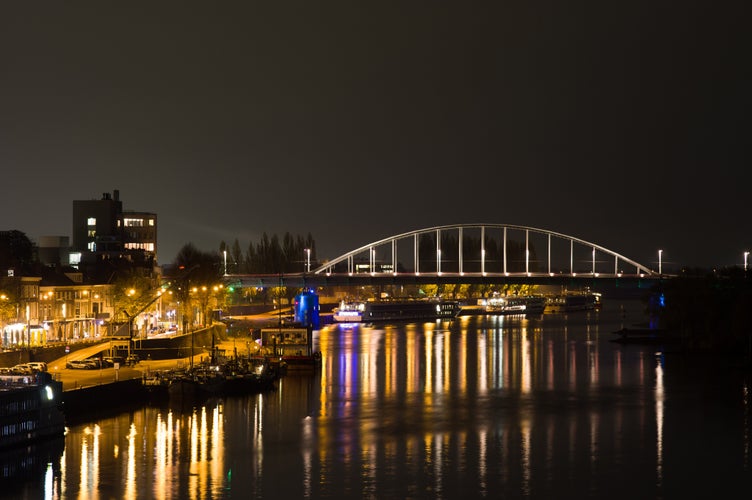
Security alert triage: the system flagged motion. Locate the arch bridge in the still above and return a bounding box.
[228,224,665,288]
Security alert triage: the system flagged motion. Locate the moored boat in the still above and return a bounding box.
[0,371,66,450]
[546,292,602,313]
[332,300,365,322]
[458,295,547,316]
[143,356,278,403]
[361,299,460,322]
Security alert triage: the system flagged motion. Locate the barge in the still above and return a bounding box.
[0,371,66,450]
[546,292,602,313]
[361,299,461,322]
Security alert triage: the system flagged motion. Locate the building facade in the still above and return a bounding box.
[71,189,158,268]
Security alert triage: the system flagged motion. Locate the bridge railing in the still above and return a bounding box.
[311,224,655,277]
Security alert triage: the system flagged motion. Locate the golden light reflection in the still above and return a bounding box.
[406,325,418,393]
[309,312,674,497]
[363,329,380,395]
[318,327,332,419]
[655,355,665,487]
[478,329,487,395]
[211,405,224,495]
[521,327,531,394]
[424,328,433,395]
[458,326,467,393]
[79,430,88,496]
[61,400,233,499]
[441,329,450,393]
[125,423,137,500]
[155,413,168,500]
[385,328,398,395]
[60,448,67,497]
[78,424,102,500]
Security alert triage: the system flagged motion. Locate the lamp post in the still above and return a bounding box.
[658,249,663,275]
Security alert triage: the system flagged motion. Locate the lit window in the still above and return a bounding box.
[149,219,154,226]
[87,217,96,226]
[123,218,144,227]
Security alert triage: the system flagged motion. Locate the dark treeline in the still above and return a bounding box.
[219,232,316,275]
[657,266,752,359]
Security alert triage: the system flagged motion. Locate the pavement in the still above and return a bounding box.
[39,307,336,391]
[49,339,242,391]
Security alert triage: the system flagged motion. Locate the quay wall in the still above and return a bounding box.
[62,378,148,424]
[0,342,99,368]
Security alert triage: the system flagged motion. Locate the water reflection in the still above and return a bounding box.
[12,301,752,498]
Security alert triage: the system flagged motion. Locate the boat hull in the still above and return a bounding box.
[362,300,460,322]
[0,372,65,450]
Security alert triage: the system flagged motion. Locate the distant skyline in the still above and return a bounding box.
[1,2,749,271]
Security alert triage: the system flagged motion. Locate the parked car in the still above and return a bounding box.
[103,356,125,367]
[66,359,97,370]
[11,363,34,375]
[86,358,103,369]
[27,361,48,372]
[126,354,140,366]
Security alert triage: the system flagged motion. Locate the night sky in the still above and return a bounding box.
[1,2,749,270]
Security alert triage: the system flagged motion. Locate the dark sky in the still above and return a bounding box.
[1,2,749,270]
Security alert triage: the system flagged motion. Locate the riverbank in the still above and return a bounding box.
[51,335,287,424]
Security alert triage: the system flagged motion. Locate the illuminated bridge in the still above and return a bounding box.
[226,224,665,288]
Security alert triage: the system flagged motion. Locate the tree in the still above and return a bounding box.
[0,277,21,327]
[0,230,37,275]
[172,243,223,331]
[231,239,242,274]
[174,243,222,284]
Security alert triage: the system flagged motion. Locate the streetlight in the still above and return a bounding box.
[658,249,663,275]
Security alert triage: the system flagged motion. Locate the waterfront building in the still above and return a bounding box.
[1,190,162,348]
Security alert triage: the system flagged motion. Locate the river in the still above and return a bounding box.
[5,298,751,498]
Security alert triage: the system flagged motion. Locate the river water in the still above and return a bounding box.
[7,299,752,499]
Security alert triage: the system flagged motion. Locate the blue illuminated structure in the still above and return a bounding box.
[294,290,320,329]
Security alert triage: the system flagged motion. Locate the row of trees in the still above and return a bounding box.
[657,267,752,356]
[218,232,316,275]
[166,233,318,315]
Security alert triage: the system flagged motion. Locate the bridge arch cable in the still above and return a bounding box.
[312,223,655,277]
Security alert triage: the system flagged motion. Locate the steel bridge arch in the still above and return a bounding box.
[313,223,656,277]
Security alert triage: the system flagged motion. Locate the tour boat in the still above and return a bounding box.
[460,295,548,316]
[332,300,365,322]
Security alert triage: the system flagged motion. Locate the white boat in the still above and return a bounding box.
[476,294,548,315]
[332,300,365,322]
